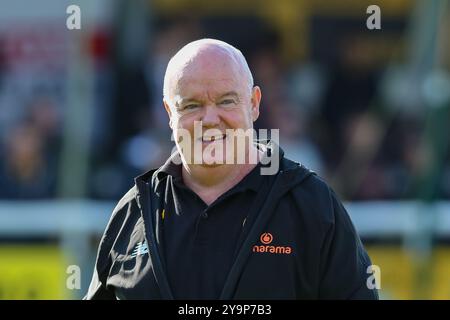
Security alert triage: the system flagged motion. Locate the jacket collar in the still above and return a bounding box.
[134,139,316,194]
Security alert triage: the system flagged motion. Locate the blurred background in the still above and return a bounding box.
[0,0,449,299]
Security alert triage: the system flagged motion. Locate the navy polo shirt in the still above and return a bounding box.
[157,158,267,299]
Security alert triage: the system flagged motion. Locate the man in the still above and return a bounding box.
[85,39,378,299]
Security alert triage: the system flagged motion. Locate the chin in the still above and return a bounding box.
[199,161,225,168]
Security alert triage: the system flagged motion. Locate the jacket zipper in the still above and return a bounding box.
[219,173,283,299]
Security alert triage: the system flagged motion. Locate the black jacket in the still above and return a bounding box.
[85,147,378,300]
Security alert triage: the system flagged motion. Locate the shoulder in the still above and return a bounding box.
[288,168,338,226]
[101,186,139,246]
[107,185,139,227]
[112,185,138,215]
[280,156,333,206]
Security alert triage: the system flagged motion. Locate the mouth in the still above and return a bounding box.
[201,134,227,143]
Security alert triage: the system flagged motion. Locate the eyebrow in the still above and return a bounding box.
[218,91,239,100]
[175,91,240,108]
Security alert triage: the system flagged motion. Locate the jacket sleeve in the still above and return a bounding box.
[84,260,116,299]
[84,188,136,300]
[83,230,117,300]
[318,190,379,300]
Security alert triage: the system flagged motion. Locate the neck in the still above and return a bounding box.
[181,145,262,204]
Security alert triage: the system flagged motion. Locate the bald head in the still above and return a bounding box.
[163,39,254,106]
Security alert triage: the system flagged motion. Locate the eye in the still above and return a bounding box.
[184,104,199,110]
[219,99,235,105]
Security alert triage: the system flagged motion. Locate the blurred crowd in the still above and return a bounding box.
[0,11,449,201]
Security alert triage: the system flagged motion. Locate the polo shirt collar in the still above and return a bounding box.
[157,151,265,193]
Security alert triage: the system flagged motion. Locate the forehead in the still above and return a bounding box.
[170,50,246,98]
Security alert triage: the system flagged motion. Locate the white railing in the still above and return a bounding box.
[0,200,449,298]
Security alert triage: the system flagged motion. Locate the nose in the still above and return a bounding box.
[201,104,220,128]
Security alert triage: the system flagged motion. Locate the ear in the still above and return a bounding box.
[163,99,173,129]
[250,86,261,122]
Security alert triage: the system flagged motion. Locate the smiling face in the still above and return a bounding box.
[163,41,261,167]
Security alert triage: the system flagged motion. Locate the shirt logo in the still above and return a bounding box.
[253,232,292,255]
[131,241,149,257]
[260,232,273,244]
